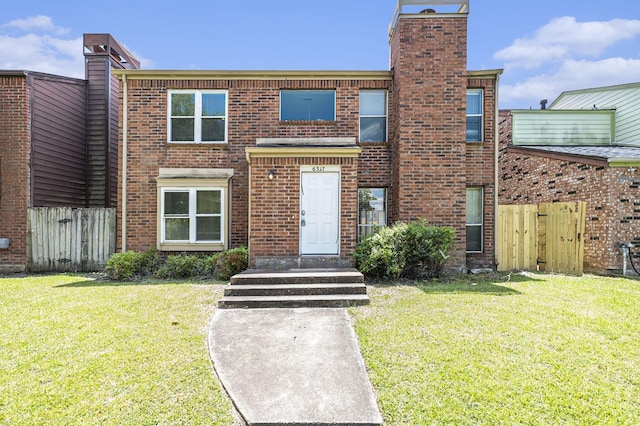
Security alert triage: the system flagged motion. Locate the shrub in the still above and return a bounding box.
[354,224,407,280]
[154,254,213,279]
[103,248,247,281]
[104,248,159,281]
[354,219,454,280]
[214,247,248,281]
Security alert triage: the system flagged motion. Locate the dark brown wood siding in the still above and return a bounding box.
[109,72,119,207]
[31,74,87,207]
[86,57,109,207]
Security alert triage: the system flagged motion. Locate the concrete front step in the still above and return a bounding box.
[224,282,367,297]
[230,268,364,285]
[218,268,370,309]
[218,294,370,309]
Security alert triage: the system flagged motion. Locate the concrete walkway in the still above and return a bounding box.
[208,308,383,425]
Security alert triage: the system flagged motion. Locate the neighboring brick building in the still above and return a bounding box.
[115,0,501,270]
[499,83,640,274]
[0,34,138,273]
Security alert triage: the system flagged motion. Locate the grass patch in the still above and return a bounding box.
[0,274,235,425]
[351,273,640,425]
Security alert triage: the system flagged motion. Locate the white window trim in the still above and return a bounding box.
[167,90,228,144]
[156,168,233,251]
[467,89,484,143]
[357,187,387,242]
[161,187,225,243]
[359,89,388,143]
[466,186,484,253]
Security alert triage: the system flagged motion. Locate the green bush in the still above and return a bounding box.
[103,248,248,281]
[104,248,159,281]
[154,254,213,279]
[354,219,454,280]
[213,247,248,281]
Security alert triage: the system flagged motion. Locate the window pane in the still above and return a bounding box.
[466,116,481,142]
[202,93,226,117]
[172,93,195,116]
[466,188,482,224]
[281,90,335,121]
[202,118,225,142]
[197,190,221,214]
[165,218,189,240]
[467,91,482,114]
[358,188,386,241]
[466,226,482,252]
[360,91,386,115]
[360,117,386,142]
[164,191,189,215]
[196,216,221,241]
[171,118,194,141]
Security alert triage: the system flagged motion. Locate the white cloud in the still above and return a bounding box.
[495,16,640,69]
[4,15,70,35]
[500,57,640,108]
[496,16,640,108]
[0,15,153,76]
[0,33,84,78]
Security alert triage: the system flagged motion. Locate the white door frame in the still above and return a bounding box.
[299,165,341,255]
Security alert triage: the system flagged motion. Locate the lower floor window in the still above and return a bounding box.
[358,188,387,241]
[162,189,223,243]
[156,168,233,251]
[466,187,483,252]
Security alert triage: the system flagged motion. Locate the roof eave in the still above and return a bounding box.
[112,69,394,80]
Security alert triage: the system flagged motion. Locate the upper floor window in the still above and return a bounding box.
[360,90,388,143]
[168,90,227,143]
[280,90,335,121]
[466,89,483,142]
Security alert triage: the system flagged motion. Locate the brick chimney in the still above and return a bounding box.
[388,1,469,267]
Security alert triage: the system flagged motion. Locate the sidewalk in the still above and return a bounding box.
[208,308,383,425]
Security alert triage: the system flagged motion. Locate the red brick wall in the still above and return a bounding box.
[248,156,358,265]
[389,14,469,268]
[0,76,30,271]
[466,77,498,268]
[499,112,640,272]
[358,145,391,188]
[118,78,389,255]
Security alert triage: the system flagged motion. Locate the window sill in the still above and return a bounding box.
[279,120,336,126]
[168,141,228,146]
[158,242,226,252]
[358,141,388,146]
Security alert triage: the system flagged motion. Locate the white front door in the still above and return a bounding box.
[300,171,340,255]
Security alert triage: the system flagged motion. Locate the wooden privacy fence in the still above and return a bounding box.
[27,207,116,272]
[498,202,586,275]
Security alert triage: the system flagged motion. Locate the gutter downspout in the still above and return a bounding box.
[121,74,128,252]
[245,150,252,266]
[494,72,501,270]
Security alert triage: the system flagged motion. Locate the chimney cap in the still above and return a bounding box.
[390,1,470,37]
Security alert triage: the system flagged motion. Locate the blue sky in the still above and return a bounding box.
[1,0,639,108]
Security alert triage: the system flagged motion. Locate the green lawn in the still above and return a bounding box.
[0,274,236,425]
[2,273,639,425]
[351,273,640,425]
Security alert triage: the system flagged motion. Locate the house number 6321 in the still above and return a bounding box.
[312,166,326,172]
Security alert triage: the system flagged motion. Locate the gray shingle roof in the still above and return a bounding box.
[516,145,640,161]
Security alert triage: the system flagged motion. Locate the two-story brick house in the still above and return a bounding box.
[114,0,501,271]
